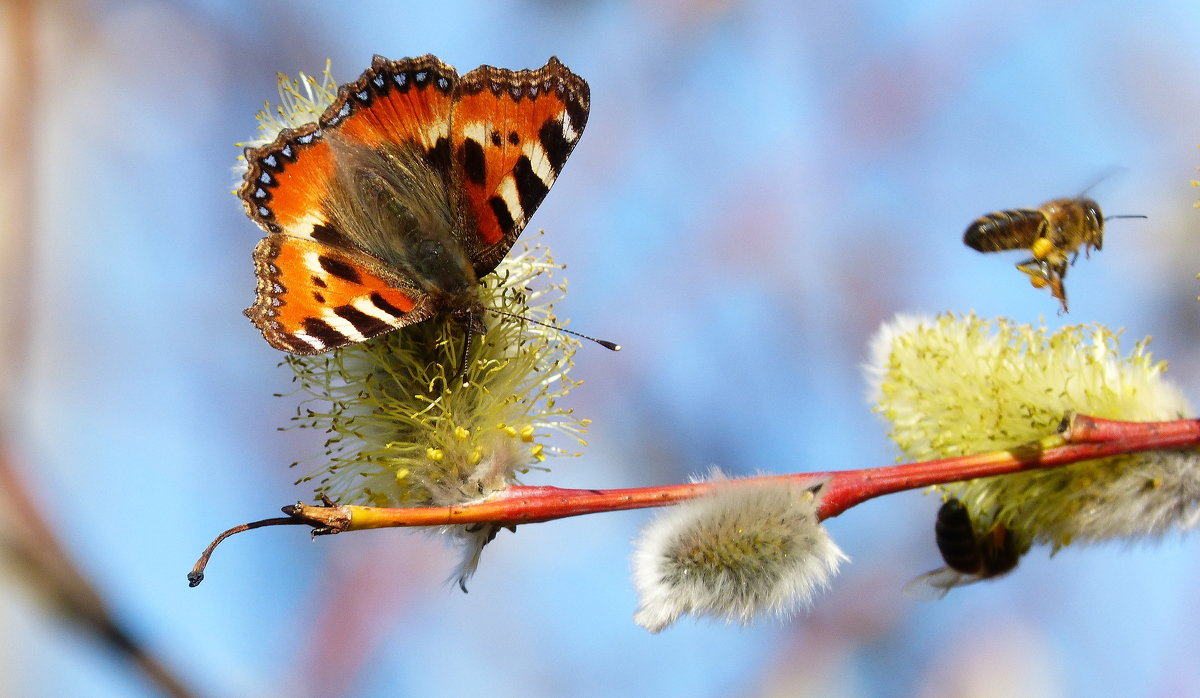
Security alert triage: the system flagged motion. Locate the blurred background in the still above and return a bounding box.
[2,0,1199,695]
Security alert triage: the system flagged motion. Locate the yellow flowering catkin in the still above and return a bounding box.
[868,313,1200,547]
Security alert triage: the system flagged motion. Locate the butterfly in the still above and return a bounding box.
[238,54,589,358]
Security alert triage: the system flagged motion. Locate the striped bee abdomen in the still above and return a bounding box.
[962,208,1047,252]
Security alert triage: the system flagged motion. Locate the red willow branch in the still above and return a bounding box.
[190,414,1200,584]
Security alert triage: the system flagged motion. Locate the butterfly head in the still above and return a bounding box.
[448,298,488,337]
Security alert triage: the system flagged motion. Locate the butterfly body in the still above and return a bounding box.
[240,54,589,354]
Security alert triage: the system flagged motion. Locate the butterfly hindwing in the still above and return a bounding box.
[451,57,590,276]
[246,236,435,354]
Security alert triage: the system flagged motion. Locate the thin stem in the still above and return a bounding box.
[192,415,1200,582]
[188,516,311,587]
[294,414,1200,526]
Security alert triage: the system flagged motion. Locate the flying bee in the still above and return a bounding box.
[963,196,1145,312]
[903,498,1024,600]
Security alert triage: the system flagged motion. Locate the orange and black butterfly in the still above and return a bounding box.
[963,196,1144,312]
[238,55,589,358]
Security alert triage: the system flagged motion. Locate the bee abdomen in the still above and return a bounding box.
[934,499,983,574]
[984,535,1021,578]
[963,208,1046,252]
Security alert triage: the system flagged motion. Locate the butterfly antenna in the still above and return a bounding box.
[1105,214,1148,221]
[487,307,621,351]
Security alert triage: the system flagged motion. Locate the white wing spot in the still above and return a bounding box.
[523,141,555,188]
[302,250,327,276]
[560,112,579,142]
[495,177,525,227]
[352,296,399,324]
[422,121,449,149]
[321,308,368,343]
[288,214,326,241]
[460,121,490,147]
[294,333,326,351]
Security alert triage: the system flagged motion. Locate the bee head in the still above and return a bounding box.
[1080,197,1104,237]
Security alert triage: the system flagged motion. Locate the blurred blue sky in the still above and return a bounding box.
[4,0,1200,695]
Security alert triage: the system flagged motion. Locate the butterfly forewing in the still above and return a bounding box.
[330,54,459,154]
[451,58,590,276]
[240,122,334,238]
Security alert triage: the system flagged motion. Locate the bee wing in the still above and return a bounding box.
[902,567,981,601]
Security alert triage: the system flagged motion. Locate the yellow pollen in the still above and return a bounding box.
[1030,237,1055,261]
[426,448,444,462]
[530,443,545,461]
[454,426,470,441]
[520,425,536,442]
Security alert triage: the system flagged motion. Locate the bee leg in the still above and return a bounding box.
[1016,258,1050,288]
[1051,277,1068,314]
[1053,261,1069,313]
[1017,258,1069,313]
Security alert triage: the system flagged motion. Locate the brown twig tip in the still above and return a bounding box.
[187,515,310,587]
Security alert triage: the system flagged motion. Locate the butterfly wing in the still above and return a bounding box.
[239,56,466,352]
[247,235,437,354]
[238,54,460,245]
[449,57,590,276]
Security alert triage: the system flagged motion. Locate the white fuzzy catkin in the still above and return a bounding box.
[632,472,845,632]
